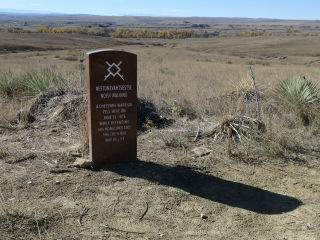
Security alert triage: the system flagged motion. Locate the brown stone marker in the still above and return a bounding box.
[86,50,137,165]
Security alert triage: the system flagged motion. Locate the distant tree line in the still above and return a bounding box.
[241,29,318,37]
[111,28,196,39]
[0,26,318,38]
[0,26,109,36]
[36,26,108,36]
[0,27,32,33]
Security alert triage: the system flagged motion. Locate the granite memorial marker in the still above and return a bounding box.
[86,50,137,164]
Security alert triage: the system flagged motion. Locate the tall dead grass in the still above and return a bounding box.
[136,47,320,117]
[0,99,25,125]
[0,39,319,158]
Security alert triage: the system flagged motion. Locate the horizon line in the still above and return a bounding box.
[0,8,319,21]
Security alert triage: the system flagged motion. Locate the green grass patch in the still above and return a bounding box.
[0,68,66,98]
[20,68,65,96]
[0,71,18,97]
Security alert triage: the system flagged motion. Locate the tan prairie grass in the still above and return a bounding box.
[0,34,320,118]
[1,50,319,120]
[0,49,84,79]
[0,60,85,95]
[0,99,23,124]
[136,47,320,115]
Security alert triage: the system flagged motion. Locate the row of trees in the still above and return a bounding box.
[0,26,106,35]
[111,28,195,39]
[112,28,308,39]
[0,27,32,33]
[1,26,318,38]
[37,26,106,36]
[241,29,318,37]
[241,30,271,37]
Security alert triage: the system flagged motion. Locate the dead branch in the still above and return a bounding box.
[6,153,37,164]
[227,125,232,157]
[249,66,261,120]
[194,126,201,142]
[207,115,265,142]
[229,123,241,141]
[139,201,149,221]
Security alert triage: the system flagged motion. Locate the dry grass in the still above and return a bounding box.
[0,99,24,125]
[0,33,319,117]
[0,33,319,153]
[132,37,320,116]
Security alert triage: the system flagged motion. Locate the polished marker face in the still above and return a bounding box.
[87,50,137,165]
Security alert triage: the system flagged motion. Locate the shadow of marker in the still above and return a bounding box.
[95,159,302,215]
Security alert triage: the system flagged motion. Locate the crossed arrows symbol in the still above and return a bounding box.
[104,61,124,81]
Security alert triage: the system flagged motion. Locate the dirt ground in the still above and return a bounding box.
[0,99,320,240]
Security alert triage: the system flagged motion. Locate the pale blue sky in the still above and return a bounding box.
[0,0,319,20]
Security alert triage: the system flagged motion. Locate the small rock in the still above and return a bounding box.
[73,158,94,169]
[201,213,208,219]
[192,147,211,157]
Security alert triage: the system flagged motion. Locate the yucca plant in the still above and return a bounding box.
[275,76,319,125]
[0,71,17,97]
[21,68,65,96]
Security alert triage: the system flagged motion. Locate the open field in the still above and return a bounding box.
[0,27,320,239]
[0,32,319,112]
